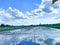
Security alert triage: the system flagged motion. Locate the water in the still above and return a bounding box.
[0,27,60,45]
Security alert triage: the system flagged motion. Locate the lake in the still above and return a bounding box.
[0,27,60,45]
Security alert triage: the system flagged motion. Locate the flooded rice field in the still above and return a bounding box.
[0,27,60,45]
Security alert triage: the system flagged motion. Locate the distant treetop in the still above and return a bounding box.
[52,0,58,4]
[0,24,11,27]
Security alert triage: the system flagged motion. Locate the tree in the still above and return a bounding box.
[6,24,10,27]
[52,0,58,4]
[1,24,5,27]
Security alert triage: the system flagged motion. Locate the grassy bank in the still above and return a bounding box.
[0,26,33,32]
[0,25,60,32]
[0,26,22,31]
[49,26,60,29]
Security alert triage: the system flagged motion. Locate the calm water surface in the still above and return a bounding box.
[0,27,60,45]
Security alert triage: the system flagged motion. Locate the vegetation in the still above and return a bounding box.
[0,23,60,32]
[0,24,11,27]
[0,26,22,31]
[47,23,60,29]
[49,26,60,29]
[0,24,33,31]
[52,0,58,4]
[39,23,60,29]
[29,23,60,29]
[0,24,19,31]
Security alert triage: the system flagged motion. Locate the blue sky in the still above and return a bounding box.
[0,0,60,25]
[0,0,41,13]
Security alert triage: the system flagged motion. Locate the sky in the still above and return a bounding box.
[0,0,60,25]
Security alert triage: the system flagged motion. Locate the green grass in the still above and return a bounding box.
[0,26,21,31]
[0,26,33,32]
[0,25,60,32]
[49,26,60,29]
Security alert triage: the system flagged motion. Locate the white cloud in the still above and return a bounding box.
[8,7,12,11]
[0,20,3,23]
[29,0,60,24]
[0,0,60,25]
[0,9,13,19]
[8,7,28,19]
[35,4,40,7]
[0,7,28,25]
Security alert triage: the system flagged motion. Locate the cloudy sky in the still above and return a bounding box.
[0,0,60,25]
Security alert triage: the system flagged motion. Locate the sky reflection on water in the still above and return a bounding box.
[0,27,60,45]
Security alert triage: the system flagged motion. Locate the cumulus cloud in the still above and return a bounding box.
[8,7,28,19]
[0,0,60,25]
[26,0,60,24]
[0,7,29,25]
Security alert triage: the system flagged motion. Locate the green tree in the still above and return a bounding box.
[6,24,10,27]
[1,24,5,27]
[52,0,58,4]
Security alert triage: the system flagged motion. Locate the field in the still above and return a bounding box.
[0,25,60,32]
[0,26,22,31]
[49,26,60,29]
[0,26,33,32]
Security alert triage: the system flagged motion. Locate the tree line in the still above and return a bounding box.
[0,24,11,27]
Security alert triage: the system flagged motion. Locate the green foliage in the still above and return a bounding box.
[0,27,20,31]
[0,24,5,27]
[52,0,58,4]
[0,24,11,27]
[50,26,60,29]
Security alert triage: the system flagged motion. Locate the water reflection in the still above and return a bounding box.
[44,38,54,45]
[17,39,40,45]
[0,27,60,45]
